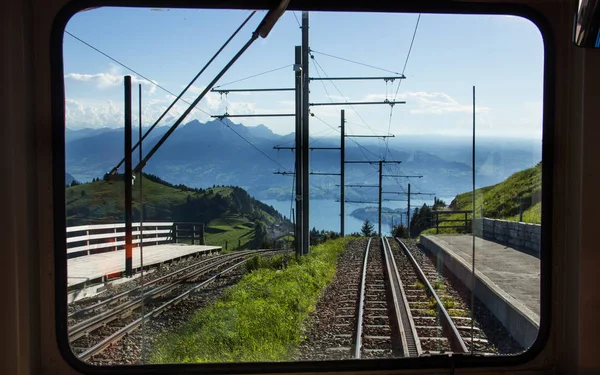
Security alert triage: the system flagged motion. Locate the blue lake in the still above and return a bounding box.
[261,198,455,236]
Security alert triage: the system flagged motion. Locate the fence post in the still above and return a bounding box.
[436,212,439,234]
[519,198,524,222]
[86,229,90,255]
[114,228,118,251]
[238,239,241,249]
[192,224,196,245]
[173,223,178,244]
[199,223,205,245]
[225,241,228,251]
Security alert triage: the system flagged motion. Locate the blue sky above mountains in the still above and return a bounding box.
[63,8,544,139]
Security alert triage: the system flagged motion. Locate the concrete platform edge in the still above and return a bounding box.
[420,235,539,349]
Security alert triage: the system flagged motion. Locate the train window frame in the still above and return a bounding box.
[51,0,555,373]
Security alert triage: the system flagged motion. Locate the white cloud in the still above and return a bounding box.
[363,91,490,115]
[65,72,157,93]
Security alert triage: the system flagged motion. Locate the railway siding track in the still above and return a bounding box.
[69,249,285,361]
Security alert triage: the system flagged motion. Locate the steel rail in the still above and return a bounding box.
[69,251,247,318]
[77,258,250,361]
[395,238,469,353]
[69,250,280,341]
[382,237,421,357]
[353,238,371,359]
[68,252,251,341]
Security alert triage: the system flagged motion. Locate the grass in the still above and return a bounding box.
[150,237,350,363]
[204,217,259,250]
[507,202,541,224]
[66,174,189,224]
[425,163,541,234]
[447,309,469,317]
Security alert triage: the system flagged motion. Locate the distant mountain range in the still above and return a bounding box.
[65,120,541,201]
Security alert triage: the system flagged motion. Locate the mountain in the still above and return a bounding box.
[65,174,291,249]
[66,127,118,143]
[65,120,542,201]
[65,172,77,186]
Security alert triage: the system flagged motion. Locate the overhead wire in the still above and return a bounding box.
[311,56,382,139]
[293,12,301,28]
[384,13,422,184]
[213,64,293,88]
[310,49,402,75]
[65,29,293,174]
[385,13,421,160]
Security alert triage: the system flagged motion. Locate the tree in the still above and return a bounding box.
[409,203,433,237]
[392,224,407,238]
[361,219,375,237]
[433,198,447,211]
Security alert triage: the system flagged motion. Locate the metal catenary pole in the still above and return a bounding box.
[124,76,133,277]
[407,183,411,239]
[471,85,476,353]
[301,11,310,255]
[340,109,345,236]
[294,45,303,257]
[378,161,383,236]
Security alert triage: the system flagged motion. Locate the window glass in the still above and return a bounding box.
[62,7,543,365]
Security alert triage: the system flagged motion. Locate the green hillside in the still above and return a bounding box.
[66,174,290,249]
[423,162,542,235]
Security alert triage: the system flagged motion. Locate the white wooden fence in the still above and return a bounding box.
[66,222,174,257]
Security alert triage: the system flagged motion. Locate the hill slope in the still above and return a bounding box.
[65,174,290,249]
[450,161,541,222]
[422,162,542,235]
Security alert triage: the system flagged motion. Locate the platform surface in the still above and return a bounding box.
[68,244,220,287]
[421,234,540,317]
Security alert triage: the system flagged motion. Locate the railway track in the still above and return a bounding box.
[325,236,484,359]
[386,237,468,356]
[69,249,285,361]
[68,250,261,320]
[389,237,496,355]
[326,238,405,359]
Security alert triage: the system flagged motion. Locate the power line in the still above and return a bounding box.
[310,49,402,75]
[311,56,380,139]
[385,13,422,170]
[293,12,301,28]
[213,64,293,88]
[66,29,292,173]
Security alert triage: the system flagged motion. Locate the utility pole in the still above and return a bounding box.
[346,160,401,237]
[407,183,411,239]
[378,161,383,236]
[124,76,133,277]
[295,46,304,256]
[340,110,345,236]
[301,11,310,255]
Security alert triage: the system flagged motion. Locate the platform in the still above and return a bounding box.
[67,243,221,288]
[420,234,540,349]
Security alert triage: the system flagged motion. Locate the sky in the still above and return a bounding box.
[63,7,545,139]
